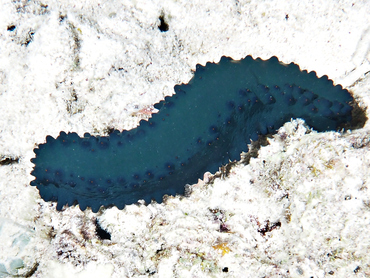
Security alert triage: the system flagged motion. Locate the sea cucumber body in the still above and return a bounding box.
[30,56,353,212]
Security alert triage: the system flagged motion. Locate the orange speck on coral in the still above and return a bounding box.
[212,243,230,256]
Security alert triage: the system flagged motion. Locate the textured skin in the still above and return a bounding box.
[30,56,353,212]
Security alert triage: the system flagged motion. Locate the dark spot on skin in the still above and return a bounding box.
[210,126,218,133]
[131,183,139,188]
[146,171,154,179]
[165,163,175,171]
[99,141,109,149]
[226,101,235,109]
[68,181,76,188]
[81,141,91,148]
[55,170,63,178]
[117,177,126,184]
[165,101,174,108]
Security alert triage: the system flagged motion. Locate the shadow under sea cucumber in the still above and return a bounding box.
[30,56,353,212]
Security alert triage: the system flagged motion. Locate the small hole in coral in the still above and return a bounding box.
[158,15,169,32]
[95,219,111,240]
[7,25,16,31]
[354,266,361,273]
[0,156,19,165]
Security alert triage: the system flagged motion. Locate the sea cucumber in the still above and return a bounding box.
[30,56,353,212]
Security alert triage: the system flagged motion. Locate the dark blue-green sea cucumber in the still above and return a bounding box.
[30,56,353,212]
